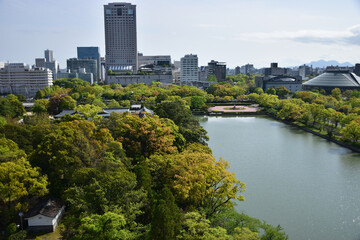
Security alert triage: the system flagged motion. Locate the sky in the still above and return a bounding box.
[1,0,360,69]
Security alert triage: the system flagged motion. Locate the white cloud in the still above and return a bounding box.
[234,25,360,45]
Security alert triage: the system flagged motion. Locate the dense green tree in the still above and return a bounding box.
[0,158,48,213]
[0,94,25,118]
[76,212,132,240]
[102,112,178,158]
[177,211,231,240]
[274,86,291,99]
[29,120,111,194]
[149,187,181,240]
[155,97,208,144]
[76,104,102,121]
[210,209,261,235]
[31,99,49,113]
[266,88,276,95]
[331,88,342,101]
[191,96,206,109]
[341,118,360,143]
[169,145,245,215]
[0,137,26,162]
[48,94,76,115]
[208,74,218,82]
[54,78,90,89]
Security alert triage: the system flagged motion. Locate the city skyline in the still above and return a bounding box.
[1,0,360,68]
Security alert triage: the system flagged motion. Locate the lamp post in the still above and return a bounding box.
[18,212,23,230]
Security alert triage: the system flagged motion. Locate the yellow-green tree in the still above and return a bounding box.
[170,144,245,215]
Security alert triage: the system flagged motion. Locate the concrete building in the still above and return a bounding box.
[0,63,53,97]
[354,64,360,77]
[104,2,137,71]
[255,63,302,92]
[173,60,181,70]
[244,64,255,75]
[77,47,101,82]
[299,64,311,80]
[35,50,59,79]
[265,63,285,76]
[56,69,94,84]
[235,66,240,75]
[106,74,173,86]
[45,49,54,62]
[180,54,198,82]
[67,58,97,84]
[138,53,171,66]
[255,75,302,93]
[208,60,226,82]
[303,68,360,92]
[199,66,209,82]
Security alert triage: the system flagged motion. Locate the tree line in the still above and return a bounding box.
[0,77,288,239]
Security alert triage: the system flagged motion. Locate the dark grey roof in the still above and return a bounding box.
[54,110,77,118]
[266,76,297,82]
[102,108,130,114]
[25,199,63,219]
[131,107,154,115]
[303,71,360,87]
[99,108,130,118]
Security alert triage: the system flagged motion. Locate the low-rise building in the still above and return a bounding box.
[106,74,173,86]
[255,75,303,93]
[25,199,65,233]
[0,63,53,97]
[56,69,94,84]
[67,58,98,83]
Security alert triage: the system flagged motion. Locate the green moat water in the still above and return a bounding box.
[198,116,360,240]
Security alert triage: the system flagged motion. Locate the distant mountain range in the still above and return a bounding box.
[305,60,354,68]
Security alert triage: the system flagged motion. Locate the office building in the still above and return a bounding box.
[56,69,94,84]
[180,54,199,82]
[354,64,360,77]
[235,66,240,75]
[299,64,311,80]
[0,63,53,97]
[199,66,209,82]
[138,53,171,66]
[264,63,285,76]
[45,49,54,62]
[208,60,226,82]
[35,50,59,79]
[77,47,101,82]
[67,58,98,83]
[104,2,137,71]
[244,64,255,75]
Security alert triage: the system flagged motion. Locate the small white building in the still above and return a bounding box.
[25,199,65,233]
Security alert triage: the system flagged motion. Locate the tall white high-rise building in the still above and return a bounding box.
[104,2,137,71]
[180,54,198,82]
